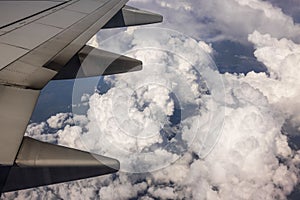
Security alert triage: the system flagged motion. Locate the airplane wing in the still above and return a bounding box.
[0,0,162,193]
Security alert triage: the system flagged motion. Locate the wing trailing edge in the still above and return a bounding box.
[103,5,163,28]
[52,45,142,80]
[1,137,119,192]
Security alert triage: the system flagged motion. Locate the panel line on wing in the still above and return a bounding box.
[0,0,70,30]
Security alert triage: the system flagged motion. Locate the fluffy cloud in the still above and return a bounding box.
[266,0,300,23]
[243,31,300,130]
[81,28,222,173]
[47,113,73,129]
[5,29,299,200]
[128,0,300,43]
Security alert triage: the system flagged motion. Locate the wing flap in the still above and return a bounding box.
[1,137,119,192]
[52,45,142,80]
[103,5,163,28]
[1,166,117,193]
[16,137,119,169]
[0,86,40,165]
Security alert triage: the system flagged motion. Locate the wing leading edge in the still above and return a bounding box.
[0,0,162,193]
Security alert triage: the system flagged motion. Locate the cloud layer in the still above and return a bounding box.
[129,0,300,43]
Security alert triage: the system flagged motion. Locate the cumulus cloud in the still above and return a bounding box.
[243,31,300,131]
[5,29,299,200]
[128,0,300,43]
[79,28,221,173]
[47,113,73,129]
[266,0,300,23]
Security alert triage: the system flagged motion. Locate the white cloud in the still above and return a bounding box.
[81,93,90,102]
[148,186,176,199]
[99,179,147,200]
[75,28,224,173]
[25,122,57,143]
[128,0,300,43]
[46,113,73,129]
[8,28,299,200]
[244,31,300,131]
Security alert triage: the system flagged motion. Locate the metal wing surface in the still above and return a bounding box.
[0,0,162,193]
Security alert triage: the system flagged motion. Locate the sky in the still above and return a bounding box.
[2,0,300,199]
